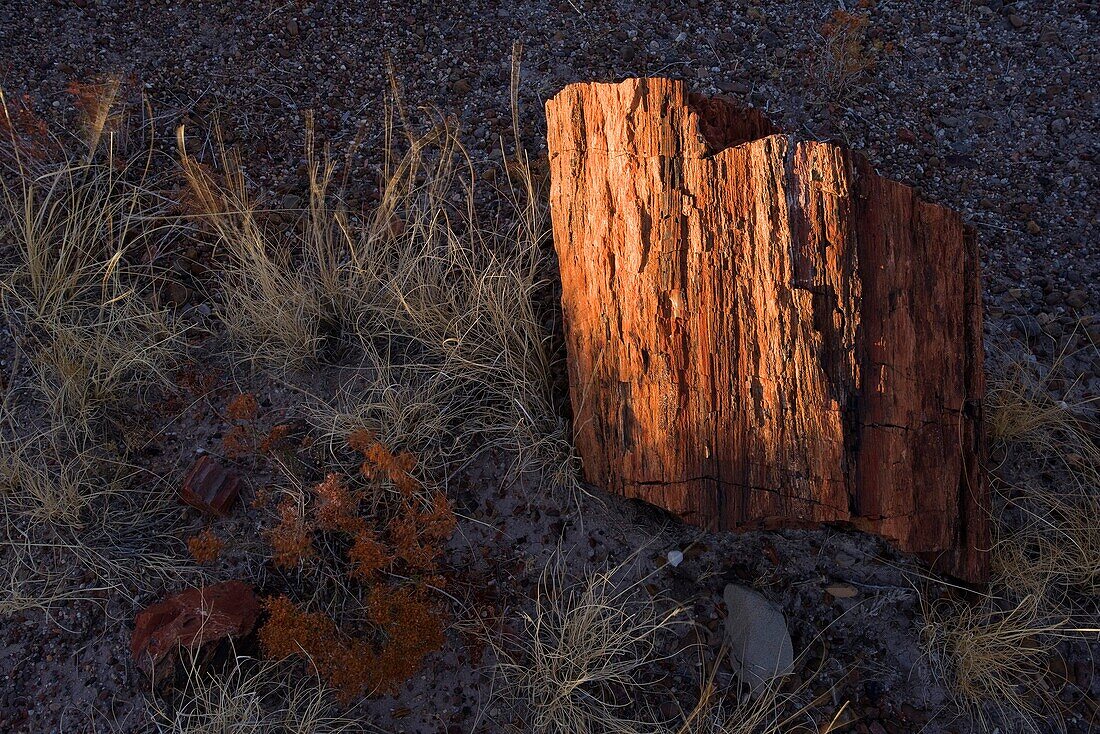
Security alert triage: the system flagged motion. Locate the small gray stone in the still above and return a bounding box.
[723,584,793,697]
[1066,289,1088,309]
[1014,315,1042,338]
[834,551,856,568]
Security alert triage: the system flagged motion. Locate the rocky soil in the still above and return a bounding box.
[0,1,1097,733]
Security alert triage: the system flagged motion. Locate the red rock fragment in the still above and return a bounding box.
[131,580,259,682]
[180,454,241,515]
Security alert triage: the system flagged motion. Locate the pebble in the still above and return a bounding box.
[826,583,859,599]
[1014,315,1042,338]
[1066,289,1088,309]
[287,18,299,36]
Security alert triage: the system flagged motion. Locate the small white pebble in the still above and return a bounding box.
[667,549,684,567]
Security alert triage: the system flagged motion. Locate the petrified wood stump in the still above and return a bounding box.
[546,78,988,582]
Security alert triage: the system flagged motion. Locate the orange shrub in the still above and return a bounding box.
[227,392,259,421]
[259,586,446,701]
[257,433,455,701]
[222,424,251,458]
[259,423,293,454]
[267,498,315,568]
[187,528,224,564]
[820,9,876,82]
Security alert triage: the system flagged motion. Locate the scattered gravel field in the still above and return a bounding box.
[0,1,1097,733]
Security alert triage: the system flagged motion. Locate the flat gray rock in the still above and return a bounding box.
[723,584,794,697]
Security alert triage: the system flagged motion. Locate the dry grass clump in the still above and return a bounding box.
[0,433,192,614]
[178,121,336,371]
[147,652,363,734]
[674,657,849,734]
[496,552,685,734]
[995,489,1100,598]
[496,554,850,734]
[0,86,195,614]
[985,342,1100,599]
[181,89,574,486]
[0,124,187,437]
[985,347,1100,486]
[922,590,1097,732]
[922,341,1100,731]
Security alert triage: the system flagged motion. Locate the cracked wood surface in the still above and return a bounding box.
[546,78,988,582]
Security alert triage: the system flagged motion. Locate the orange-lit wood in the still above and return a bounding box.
[547,78,987,582]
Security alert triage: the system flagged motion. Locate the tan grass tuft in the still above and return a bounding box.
[495,552,686,734]
[921,590,1098,732]
[146,651,364,734]
[181,88,575,487]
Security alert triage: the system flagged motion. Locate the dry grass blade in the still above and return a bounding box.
[146,652,366,734]
[921,590,1099,732]
[495,551,686,734]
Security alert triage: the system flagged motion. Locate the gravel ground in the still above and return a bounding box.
[0,1,1098,733]
[3,0,1097,350]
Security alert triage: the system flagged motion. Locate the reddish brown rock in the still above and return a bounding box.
[180,454,241,515]
[131,580,259,681]
[546,78,988,582]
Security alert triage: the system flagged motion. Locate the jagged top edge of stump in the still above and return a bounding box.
[546,77,968,226]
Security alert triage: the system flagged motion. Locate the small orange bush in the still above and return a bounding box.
[312,472,357,531]
[260,586,446,701]
[257,433,455,701]
[259,423,293,454]
[0,92,57,163]
[227,392,259,421]
[348,529,390,581]
[819,9,877,89]
[267,498,315,568]
[187,528,224,564]
[222,424,251,458]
